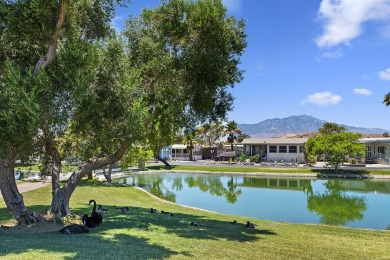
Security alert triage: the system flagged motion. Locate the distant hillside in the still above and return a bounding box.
[238,115,390,138]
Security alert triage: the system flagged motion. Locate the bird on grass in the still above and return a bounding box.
[161,210,174,217]
[190,222,200,227]
[245,221,256,228]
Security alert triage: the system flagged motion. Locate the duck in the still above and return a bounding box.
[150,208,157,213]
[229,220,238,225]
[161,210,174,217]
[190,222,200,227]
[245,221,256,228]
[98,205,108,213]
[121,207,129,213]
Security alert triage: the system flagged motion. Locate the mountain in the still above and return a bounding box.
[237,115,390,138]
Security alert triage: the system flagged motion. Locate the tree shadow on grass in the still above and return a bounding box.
[1,204,276,258]
[71,205,277,243]
[0,231,180,259]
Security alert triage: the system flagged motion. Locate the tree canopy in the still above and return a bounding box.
[0,0,247,223]
[305,123,365,169]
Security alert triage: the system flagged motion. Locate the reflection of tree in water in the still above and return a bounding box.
[185,176,242,204]
[307,180,367,226]
[136,175,176,203]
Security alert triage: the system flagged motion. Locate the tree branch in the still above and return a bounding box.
[34,0,67,76]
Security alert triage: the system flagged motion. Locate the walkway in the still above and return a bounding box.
[0,180,51,199]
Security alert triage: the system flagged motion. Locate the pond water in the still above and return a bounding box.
[113,172,390,230]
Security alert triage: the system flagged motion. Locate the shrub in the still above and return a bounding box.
[239,152,249,162]
[249,154,260,163]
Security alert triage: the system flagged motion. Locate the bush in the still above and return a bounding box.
[239,152,249,162]
[349,158,356,164]
[249,154,260,163]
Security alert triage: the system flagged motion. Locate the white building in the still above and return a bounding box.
[241,137,390,165]
[159,144,202,161]
[241,138,307,163]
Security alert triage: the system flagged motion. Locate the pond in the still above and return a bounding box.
[113,172,390,230]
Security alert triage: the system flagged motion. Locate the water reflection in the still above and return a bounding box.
[307,180,367,226]
[113,173,390,230]
[185,176,242,204]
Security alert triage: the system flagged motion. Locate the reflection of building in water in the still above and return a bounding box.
[331,180,390,195]
[240,177,310,190]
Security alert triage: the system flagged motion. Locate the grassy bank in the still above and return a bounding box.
[147,164,390,176]
[1,181,389,259]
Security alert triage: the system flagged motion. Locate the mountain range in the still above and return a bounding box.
[237,115,390,138]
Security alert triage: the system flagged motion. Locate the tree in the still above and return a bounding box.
[1,0,247,222]
[0,62,40,224]
[0,0,132,221]
[306,123,365,169]
[224,120,242,151]
[384,93,390,107]
[183,128,197,161]
[197,121,224,157]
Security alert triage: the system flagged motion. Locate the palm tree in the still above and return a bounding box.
[384,93,390,106]
[225,121,242,151]
[183,128,196,161]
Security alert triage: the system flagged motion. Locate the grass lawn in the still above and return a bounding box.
[147,164,390,176]
[14,163,78,173]
[1,181,390,259]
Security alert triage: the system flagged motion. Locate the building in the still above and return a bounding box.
[241,138,307,163]
[358,138,390,164]
[241,137,390,165]
[159,144,202,161]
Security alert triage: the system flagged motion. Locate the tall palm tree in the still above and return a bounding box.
[183,128,196,161]
[225,121,242,151]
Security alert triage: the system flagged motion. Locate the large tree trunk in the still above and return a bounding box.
[154,154,170,166]
[50,145,127,217]
[0,155,37,224]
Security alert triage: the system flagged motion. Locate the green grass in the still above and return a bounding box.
[147,164,390,176]
[1,181,390,259]
[15,163,78,173]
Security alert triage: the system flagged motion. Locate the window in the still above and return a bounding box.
[289,146,297,153]
[269,146,277,153]
[279,146,287,153]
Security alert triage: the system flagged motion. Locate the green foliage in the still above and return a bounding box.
[239,152,249,162]
[306,123,365,169]
[249,154,260,163]
[0,61,39,159]
[120,147,154,169]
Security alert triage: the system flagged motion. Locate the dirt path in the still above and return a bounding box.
[0,180,50,199]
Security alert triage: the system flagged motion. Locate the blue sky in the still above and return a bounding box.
[115,0,390,130]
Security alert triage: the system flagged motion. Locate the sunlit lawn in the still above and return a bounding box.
[1,181,390,259]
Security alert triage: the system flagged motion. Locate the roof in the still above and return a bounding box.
[358,138,390,144]
[241,138,309,145]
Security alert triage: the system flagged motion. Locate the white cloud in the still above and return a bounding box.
[315,0,390,48]
[301,91,342,106]
[354,88,374,95]
[379,67,390,80]
[222,0,242,12]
